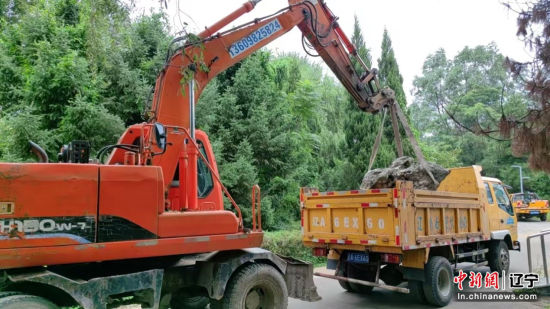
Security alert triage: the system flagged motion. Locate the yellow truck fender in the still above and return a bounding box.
[490,230,519,250]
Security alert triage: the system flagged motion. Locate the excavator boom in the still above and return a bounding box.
[109,0,396,207]
[149,0,392,126]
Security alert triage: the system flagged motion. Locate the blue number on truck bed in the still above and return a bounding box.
[229,19,282,58]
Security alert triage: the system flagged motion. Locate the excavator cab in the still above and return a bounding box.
[166,129,224,212]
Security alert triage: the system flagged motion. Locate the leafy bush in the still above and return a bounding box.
[262,228,325,266]
[58,96,125,154]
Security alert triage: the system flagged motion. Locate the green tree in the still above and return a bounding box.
[378,29,407,112]
[411,43,547,193]
[377,29,414,160]
[503,0,550,172]
[196,51,363,229]
[350,15,372,70]
[340,16,387,189]
[58,96,125,152]
[0,0,172,160]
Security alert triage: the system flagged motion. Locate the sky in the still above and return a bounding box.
[133,0,533,103]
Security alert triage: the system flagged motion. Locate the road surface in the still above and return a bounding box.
[290,221,550,308]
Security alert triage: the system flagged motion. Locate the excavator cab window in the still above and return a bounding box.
[197,141,214,198]
[170,141,214,198]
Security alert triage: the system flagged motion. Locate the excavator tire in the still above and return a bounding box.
[0,291,20,298]
[210,263,287,309]
[0,294,59,309]
[171,295,209,309]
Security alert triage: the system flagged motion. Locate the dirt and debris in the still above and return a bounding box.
[360,156,449,191]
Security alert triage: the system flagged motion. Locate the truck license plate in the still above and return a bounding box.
[347,252,369,263]
[530,211,540,215]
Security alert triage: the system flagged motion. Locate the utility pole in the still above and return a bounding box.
[511,165,529,194]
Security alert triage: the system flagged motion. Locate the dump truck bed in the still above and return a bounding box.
[301,166,491,252]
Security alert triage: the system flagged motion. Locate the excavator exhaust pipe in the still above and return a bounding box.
[29,140,49,163]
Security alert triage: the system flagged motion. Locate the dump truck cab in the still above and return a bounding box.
[482,177,518,249]
[511,192,549,221]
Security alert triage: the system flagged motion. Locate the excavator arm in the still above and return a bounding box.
[108,0,396,211]
[149,0,394,127]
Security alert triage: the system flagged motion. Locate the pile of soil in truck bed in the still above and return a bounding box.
[360,156,449,191]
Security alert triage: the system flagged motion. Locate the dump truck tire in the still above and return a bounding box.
[336,262,352,292]
[422,256,453,307]
[488,240,510,274]
[347,263,375,294]
[211,263,287,309]
[0,294,59,309]
[380,264,403,286]
[408,280,427,304]
[540,213,547,221]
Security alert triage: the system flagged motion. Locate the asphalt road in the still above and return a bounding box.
[289,220,550,309]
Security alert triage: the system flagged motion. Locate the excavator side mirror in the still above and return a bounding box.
[154,123,167,152]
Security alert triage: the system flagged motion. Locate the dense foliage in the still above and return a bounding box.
[340,19,402,189]
[262,228,325,266]
[503,0,550,172]
[0,0,547,232]
[196,51,370,229]
[0,0,171,160]
[411,43,550,199]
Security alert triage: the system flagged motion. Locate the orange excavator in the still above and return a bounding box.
[0,0,395,308]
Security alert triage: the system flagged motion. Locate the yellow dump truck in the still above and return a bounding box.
[511,192,549,221]
[300,166,520,306]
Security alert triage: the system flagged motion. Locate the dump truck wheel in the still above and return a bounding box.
[336,262,352,292]
[380,264,403,286]
[488,240,509,274]
[211,263,287,309]
[422,256,453,307]
[408,280,427,304]
[346,263,375,294]
[0,294,59,309]
[540,213,547,222]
